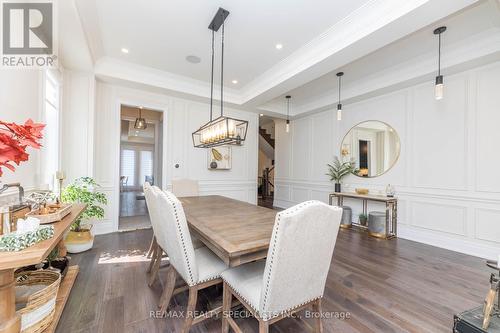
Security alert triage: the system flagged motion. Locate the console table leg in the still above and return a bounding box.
[0,269,21,333]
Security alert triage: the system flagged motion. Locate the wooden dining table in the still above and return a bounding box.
[179,195,277,267]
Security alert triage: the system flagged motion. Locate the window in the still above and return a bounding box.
[139,150,153,185]
[120,149,136,186]
[41,70,60,190]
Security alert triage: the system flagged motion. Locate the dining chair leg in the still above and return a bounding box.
[147,240,158,273]
[147,236,157,259]
[222,282,232,333]
[159,265,177,313]
[181,286,198,333]
[312,299,323,333]
[148,246,162,287]
[258,320,269,333]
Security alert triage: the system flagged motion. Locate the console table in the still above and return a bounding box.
[0,204,86,333]
[329,192,398,239]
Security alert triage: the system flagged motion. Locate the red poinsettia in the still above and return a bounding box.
[0,119,45,176]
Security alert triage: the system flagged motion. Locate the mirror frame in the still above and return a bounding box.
[340,120,401,178]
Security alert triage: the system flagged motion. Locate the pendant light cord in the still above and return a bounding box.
[338,75,342,104]
[209,30,215,121]
[220,18,225,117]
[438,32,441,76]
[287,98,289,120]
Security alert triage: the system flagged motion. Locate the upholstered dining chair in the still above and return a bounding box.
[144,182,167,286]
[171,178,199,197]
[155,189,228,333]
[146,179,203,283]
[221,200,343,333]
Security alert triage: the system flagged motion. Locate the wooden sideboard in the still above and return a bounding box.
[0,203,86,333]
[329,192,398,239]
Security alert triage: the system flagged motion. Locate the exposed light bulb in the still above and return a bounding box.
[286,120,290,133]
[337,104,342,121]
[435,75,444,100]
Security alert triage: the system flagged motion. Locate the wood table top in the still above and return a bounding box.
[0,203,86,271]
[330,192,397,202]
[180,195,277,267]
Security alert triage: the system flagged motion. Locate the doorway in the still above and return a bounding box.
[119,105,163,231]
[258,116,275,208]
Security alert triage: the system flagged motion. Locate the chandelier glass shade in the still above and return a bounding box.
[192,115,248,148]
[134,108,147,130]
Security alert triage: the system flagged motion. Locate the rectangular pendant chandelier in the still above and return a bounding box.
[192,115,248,148]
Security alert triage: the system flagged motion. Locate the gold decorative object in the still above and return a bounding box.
[355,188,369,195]
[55,170,65,202]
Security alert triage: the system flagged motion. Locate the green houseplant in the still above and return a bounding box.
[326,156,357,193]
[61,177,107,253]
[359,213,368,226]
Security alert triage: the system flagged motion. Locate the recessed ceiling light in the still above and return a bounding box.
[186,55,201,64]
[121,48,129,54]
[232,80,238,84]
[275,43,283,50]
[259,113,264,117]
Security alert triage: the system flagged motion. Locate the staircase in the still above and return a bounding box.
[259,127,275,148]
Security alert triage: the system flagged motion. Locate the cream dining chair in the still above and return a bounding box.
[171,178,199,197]
[144,182,167,286]
[154,188,228,333]
[146,179,203,283]
[221,200,343,333]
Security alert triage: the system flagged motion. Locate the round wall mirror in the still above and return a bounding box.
[341,120,400,178]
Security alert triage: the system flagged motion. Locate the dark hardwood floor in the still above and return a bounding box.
[57,228,490,333]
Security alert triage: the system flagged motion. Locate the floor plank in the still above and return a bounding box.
[56,228,490,333]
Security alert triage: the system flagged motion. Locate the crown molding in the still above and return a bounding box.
[260,28,500,117]
[94,57,244,105]
[83,0,482,117]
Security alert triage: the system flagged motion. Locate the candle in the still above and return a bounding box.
[55,171,65,180]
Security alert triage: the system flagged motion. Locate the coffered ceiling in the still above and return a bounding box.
[66,0,500,117]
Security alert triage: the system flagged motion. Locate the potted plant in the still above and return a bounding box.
[62,177,107,253]
[359,213,368,226]
[326,156,357,193]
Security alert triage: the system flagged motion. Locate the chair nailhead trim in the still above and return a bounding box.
[164,193,196,285]
[260,200,326,320]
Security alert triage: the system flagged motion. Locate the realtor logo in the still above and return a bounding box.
[1,1,57,67]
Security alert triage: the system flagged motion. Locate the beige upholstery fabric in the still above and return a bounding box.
[156,189,228,286]
[171,179,199,197]
[221,200,342,321]
[221,260,265,312]
[143,183,166,248]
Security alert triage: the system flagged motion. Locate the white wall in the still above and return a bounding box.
[0,70,43,203]
[93,82,259,234]
[274,61,500,260]
[61,71,95,183]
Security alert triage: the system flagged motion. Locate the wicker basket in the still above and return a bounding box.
[15,270,61,333]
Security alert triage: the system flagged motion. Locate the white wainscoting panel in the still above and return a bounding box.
[410,201,467,236]
[274,61,500,260]
[475,63,500,193]
[474,208,500,243]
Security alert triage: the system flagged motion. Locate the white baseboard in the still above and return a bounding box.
[274,200,500,260]
[398,224,500,260]
[92,221,114,235]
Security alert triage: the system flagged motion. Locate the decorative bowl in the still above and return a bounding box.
[355,188,369,195]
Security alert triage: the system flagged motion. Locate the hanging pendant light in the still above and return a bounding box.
[336,72,344,121]
[134,107,147,130]
[192,8,248,148]
[434,26,446,100]
[285,95,291,133]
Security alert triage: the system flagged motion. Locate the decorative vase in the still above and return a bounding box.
[64,228,94,253]
[335,183,341,193]
[386,184,395,197]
